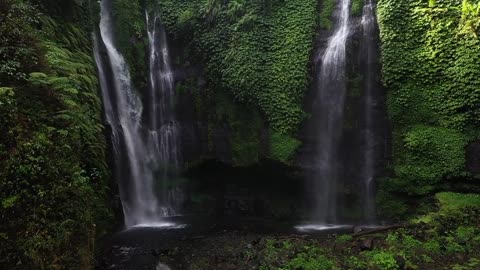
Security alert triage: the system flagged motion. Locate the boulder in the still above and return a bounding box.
[353,226,363,234]
[359,238,374,250]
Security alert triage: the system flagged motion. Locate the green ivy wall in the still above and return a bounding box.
[156,0,318,164]
[377,0,480,218]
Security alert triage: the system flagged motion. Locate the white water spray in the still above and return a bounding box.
[95,0,182,228]
[313,0,352,224]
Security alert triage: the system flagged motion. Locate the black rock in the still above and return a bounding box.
[359,239,374,250]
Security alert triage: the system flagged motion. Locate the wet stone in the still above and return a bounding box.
[359,238,374,250]
[353,226,363,234]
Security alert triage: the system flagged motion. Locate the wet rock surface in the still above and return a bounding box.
[95,219,480,270]
[95,216,349,270]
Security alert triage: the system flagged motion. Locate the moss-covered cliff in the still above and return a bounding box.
[377,0,480,218]
[0,1,113,269]
[155,0,319,164]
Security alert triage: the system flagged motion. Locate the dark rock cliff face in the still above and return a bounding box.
[466,141,480,175]
[169,43,266,167]
[167,36,303,219]
[172,65,236,166]
[174,69,210,163]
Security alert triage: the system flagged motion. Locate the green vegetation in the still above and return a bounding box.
[369,251,399,270]
[216,91,263,166]
[257,201,479,269]
[110,0,147,90]
[160,201,480,269]
[319,0,336,29]
[108,0,319,163]
[351,0,364,17]
[377,0,480,217]
[0,0,112,269]
[385,126,467,196]
[1,0,480,268]
[269,132,301,163]
[156,0,317,162]
[259,240,338,270]
[416,192,480,224]
[335,234,353,244]
[436,192,480,213]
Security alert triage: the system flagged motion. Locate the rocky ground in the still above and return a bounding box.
[95,213,480,270]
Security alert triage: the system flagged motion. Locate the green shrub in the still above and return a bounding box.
[391,126,467,195]
[369,251,399,270]
[345,256,367,269]
[436,193,480,213]
[335,234,353,244]
[401,234,422,250]
[455,226,477,243]
[351,0,364,16]
[451,258,480,270]
[269,132,301,163]
[444,236,466,253]
[286,253,336,270]
[423,239,441,253]
[319,0,336,29]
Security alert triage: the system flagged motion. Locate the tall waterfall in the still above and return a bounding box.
[312,0,351,224]
[95,0,181,228]
[361,0,378,224]
[145,12,183,216]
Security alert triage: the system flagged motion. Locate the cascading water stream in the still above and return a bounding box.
[313,0,351,224]
[95,0,181,228]
[145,12,183,216]
[361,0,377,224]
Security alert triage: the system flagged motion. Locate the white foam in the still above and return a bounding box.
[156,262,172,270]
[294,224,352,232]
[132,222,186,229]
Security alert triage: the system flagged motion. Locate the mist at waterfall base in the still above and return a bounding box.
[298,0,385,231]
[95,0,183,229]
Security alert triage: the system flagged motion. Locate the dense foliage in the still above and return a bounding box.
[377,0,480,217]
[110,0,147,90]
[0,0,112,269]
[154,0,318,162]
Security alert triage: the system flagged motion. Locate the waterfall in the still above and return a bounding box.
[312,0,351,224]
[361,0,377,224]
[145,12,183,216]
[94,0,181,228]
